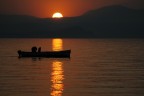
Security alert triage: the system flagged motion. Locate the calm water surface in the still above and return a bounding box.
[0,39,144,96]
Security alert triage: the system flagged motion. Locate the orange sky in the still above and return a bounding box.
[0,0,144,18]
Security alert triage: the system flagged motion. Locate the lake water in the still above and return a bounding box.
[0,39,144,96]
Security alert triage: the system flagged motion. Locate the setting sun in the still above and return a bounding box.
[52,12,63,18]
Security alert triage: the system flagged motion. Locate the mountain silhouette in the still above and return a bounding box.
[0,5,144,38]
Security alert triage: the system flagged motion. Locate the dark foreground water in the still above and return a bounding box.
[0,39,144,96]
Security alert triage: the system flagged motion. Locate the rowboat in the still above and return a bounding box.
[17,50,71,58]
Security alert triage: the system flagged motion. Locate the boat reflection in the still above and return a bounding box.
[51,38,64,96]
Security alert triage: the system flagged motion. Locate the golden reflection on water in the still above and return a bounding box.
[51,61,64,96]
[52,39,63,51]
[51,38,64,96]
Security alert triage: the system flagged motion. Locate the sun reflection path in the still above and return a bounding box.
[51,38,64,96]
[52,39,63,51]
[51,61,64,96]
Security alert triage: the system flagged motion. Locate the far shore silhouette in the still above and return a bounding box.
[0,5,144,38]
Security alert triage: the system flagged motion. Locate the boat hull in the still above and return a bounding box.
[18,50,71,58]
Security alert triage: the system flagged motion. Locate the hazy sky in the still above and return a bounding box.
[0,0,144,17]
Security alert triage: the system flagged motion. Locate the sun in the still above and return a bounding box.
[52,12,63,18]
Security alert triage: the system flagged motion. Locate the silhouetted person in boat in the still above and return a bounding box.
[31,46,37,53]
[38,47,41,52]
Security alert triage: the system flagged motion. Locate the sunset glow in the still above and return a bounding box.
[52,12,63,18]
[0,1,143,17]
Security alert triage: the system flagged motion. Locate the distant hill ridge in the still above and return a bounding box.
[0,5,144,38]
[81,5,144,22]
[83,5,130,15]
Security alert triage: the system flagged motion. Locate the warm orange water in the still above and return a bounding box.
[0,39,144,96]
